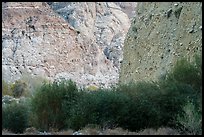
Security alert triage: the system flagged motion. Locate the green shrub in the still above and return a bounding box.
[30,79,79,131]
[116,81,163,131]
[65,91,91,130]
[11,80,29,98]
[158,55,202,127]
[166,55,202,92]
[2,101,29,133]
[175,101,202,135]
[95,90,130,129]
[27,55,201,132]
[3,75,48,98]
[20,73,49,96]
[156,81,195,127]
[2,80,12,96]
[116,54,202,131]
[67,75,201,132]
[68,84,163,131]
[67,89,130,131]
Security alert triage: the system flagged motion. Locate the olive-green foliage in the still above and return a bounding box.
[28,55,201,133]
[20,73,49,96]
[2,80,12,96]
[166,54,202,92]
[11,80,29,98]
[155,80,196,127]
[158,55,201,128]
[67,89,130,130]
[86,85,99,91]
[94,90,130,129]
[30,79,79,131]
[2,101,29,133]
[2,73,49,98]
[116,81,163,131]
[163,55,202,122]
[176,101,202,135]
[65,91,96,130]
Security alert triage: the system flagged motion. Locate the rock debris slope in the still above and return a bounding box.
[119,2,202,84]
[2,2,136,88]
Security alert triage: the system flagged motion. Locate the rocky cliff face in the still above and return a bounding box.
[112,2,137,19]
[119,2,202,84]
[48,2,136,69]
[2,2,136,88]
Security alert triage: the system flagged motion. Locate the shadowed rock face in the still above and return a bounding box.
[119,2,202,84]
[2,2,136,88]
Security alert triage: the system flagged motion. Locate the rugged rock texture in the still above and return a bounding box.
[114,2,137,19]
[48,2,136,69]
[2,2,136,88]
[119,2,202,84]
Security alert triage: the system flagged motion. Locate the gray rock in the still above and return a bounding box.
[73,131,83,135]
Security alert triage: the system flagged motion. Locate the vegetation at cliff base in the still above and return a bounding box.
[2,55,202,135]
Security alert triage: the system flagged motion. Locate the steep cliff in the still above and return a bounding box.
[2,2,137,88]
[119,2,202,84]
[47,2,136,69]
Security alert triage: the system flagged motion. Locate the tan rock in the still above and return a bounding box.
[120,2,202,84]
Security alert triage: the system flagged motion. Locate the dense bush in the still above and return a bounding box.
[94,90,130,129]
[116,81,163,131]
[175,101,202,135]
[65,91,98,130]
[67,89,130,130]
[67,82,164,131]
[162,55,202,122]
[152,56,201,129]
[114,55,202,131]
[2,101,29,133]
[166,54,202,92]
[30,80,79,131]
[26,55,201,134]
